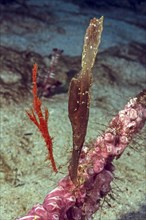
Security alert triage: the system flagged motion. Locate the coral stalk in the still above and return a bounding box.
[26,64,57,172]
[17,89,146,220]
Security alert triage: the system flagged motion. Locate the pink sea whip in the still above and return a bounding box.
[17,89,146,220]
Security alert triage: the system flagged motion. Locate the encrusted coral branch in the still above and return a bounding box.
[17,89,146,220]
[26,64,57,172]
